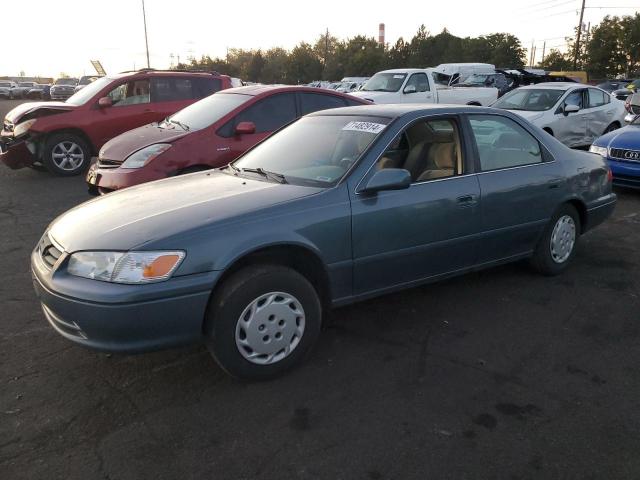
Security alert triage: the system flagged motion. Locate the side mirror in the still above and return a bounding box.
[98,96,113,108]
[403,84,417,94]
[361,168,411,194]
[235,121,256,135]
[563,104,580,115]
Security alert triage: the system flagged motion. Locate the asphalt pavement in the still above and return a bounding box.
[1,99,640,480]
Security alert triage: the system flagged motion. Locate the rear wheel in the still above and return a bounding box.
[42,133,91,176]
[204,265,322,380]
[530,204,580,275]
[603,122,620,134]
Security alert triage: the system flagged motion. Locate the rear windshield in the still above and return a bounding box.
[166,93,249,131]
[493,88,564,111]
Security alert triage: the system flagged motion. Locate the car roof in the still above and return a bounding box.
[110,70,229,80]
[377,68,428,74]
[219,84,367,99]
[309,103,498,119]
[517,82,583,91]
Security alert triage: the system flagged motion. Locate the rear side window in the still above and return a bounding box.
[235,93,297,133]
[299,93,346,116]
[469,115,543,171]
[587,88,609,108]
[151,77,222,102]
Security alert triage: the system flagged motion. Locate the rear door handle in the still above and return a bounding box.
[457,194,478,207]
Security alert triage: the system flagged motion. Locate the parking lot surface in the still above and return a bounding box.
[1,99,640,480]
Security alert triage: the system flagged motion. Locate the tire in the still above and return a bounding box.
[603,122,619,135]
[42,133,91,176]
[204,265,322,380]
[530,204,580,276]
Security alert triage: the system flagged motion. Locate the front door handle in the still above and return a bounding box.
[457,194,478,207]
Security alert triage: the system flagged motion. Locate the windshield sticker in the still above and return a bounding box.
[342,121,386,134]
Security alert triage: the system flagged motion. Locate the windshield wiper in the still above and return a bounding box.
[242,167,287,184]
[168,118,190,131]
[227,163,240,174]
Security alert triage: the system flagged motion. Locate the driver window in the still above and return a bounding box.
[563,90,583,110]
[375,118,462,183]
[107,79,150,106]
[405,73,430,92]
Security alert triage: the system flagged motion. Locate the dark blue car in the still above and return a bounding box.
[32,104,616,379]
[590,116,640,188]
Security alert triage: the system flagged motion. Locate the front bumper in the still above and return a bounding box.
[608,158,640,189]
[32,248,220,353]
[86,161,168,195]
[0,134,36,169]
[50,91,74,100]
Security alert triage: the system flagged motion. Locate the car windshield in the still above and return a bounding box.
[232,115,390,187]
[361,73,407,92]
[166,93,249,131]
[493,88,564,111]
[55,78,77,85]
[65,77,113,105]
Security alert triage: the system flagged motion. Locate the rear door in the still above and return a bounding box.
[91,79,156,147]
[585,88,613,140]
[150,76,221,120]
[213,93,297,165]
[466,113,565,263]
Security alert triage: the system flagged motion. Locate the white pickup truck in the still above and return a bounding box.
[351,68,498,106]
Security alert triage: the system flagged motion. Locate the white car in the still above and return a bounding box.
[0,81,18,99]
[492,83,626,147]
[351,68,498,106]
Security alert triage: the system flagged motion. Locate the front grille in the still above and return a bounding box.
[97,158,121,168]
[38,234,64,269]
[610,148,640,162]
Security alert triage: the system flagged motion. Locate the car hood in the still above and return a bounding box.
[593,125,640,148]
[5,101,74,123]
[48,171,323,252]
[99,123,191,161]
[506,109,545,122]
[349,90,395,103]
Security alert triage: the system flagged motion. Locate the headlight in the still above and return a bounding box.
[14,119,37,137]
[589,145,608,157]
[67,250,185,284]
[121,144,172,169]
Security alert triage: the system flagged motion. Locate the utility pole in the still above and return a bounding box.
[573,0,586,70]
[529,39,535,67]
[324,28,329,79]
[541,41,546,64]
[142,0,150,69]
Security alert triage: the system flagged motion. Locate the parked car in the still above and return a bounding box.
[0,81,18,99]
[590,114,640,188]
[0,70,232,175]
[596,80,632,93]
[27,84,51,100]
[612,88,634,101]
[15,82,38,98]
[454,72,511,97]
[50,78,79,100]
[74,75,102,93]
[492,83,626,147]
[32,104,616,379]
[86,85,369,194]
[624,92,640,123]
[433,63,495,86]
[352,68,498,106]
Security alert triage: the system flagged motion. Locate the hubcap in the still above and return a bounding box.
[550,215,576,264]
[51,141,84,171]
[235,292,305,365]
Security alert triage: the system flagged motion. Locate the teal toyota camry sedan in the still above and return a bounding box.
[32,104,616,379]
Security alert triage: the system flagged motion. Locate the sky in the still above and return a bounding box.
[4,0,638,78]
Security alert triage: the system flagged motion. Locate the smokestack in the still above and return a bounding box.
[378,23,385,46]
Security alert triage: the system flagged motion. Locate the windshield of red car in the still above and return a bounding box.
[166,93,249,131]
[232,115,390,187]
[66,77,114,106]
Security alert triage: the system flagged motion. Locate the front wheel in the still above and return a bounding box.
[42,133,91,176]
[603,122,620,135]
[204,265,322,380]
[530,204,580,275]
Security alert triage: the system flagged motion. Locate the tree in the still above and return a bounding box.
[261,48,290,84]
[538,49,572,70]
[286,43,322,84]
[620,13,640,76]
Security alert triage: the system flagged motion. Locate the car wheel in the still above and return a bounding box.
[603,122,620,134]
[42,133,91,176]
[204,265,322,380]
[530,204,580,276]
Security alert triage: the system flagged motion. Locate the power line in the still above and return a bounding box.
[525,0,579,14]
[513,0,574,12]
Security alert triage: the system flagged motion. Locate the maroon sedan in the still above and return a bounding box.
[86,85,369,194]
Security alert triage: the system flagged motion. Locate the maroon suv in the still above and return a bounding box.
[86,85,370,194]
[0,70,232,175]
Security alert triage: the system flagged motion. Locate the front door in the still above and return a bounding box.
[466,113,565,263]
[401,72,435,104]
[350,116,481,295]
[555,88,588,147]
